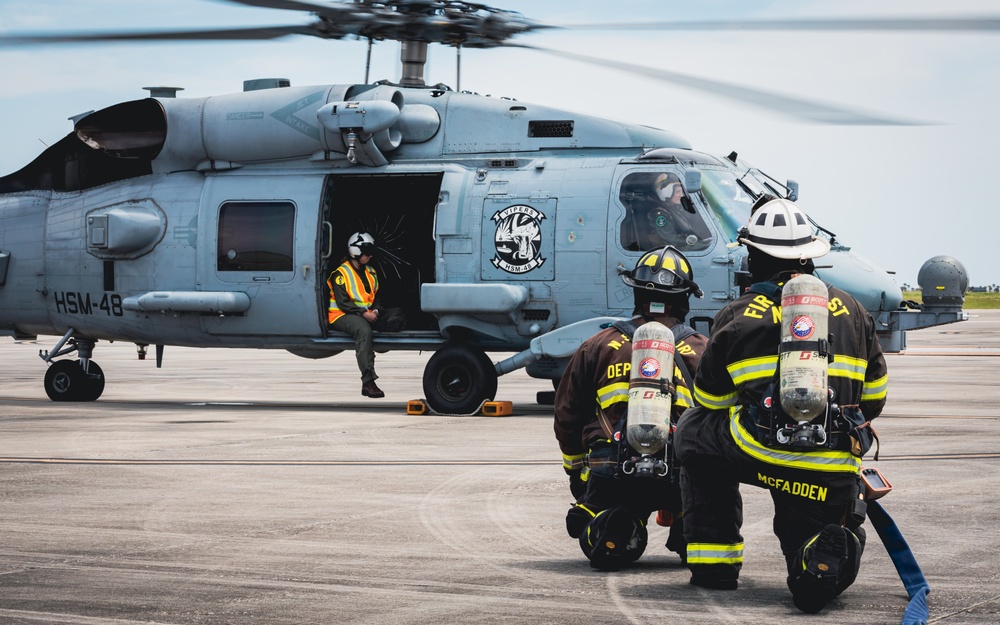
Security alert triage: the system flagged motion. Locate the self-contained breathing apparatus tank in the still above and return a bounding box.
[622,321,675,478]
[773,274,833,450]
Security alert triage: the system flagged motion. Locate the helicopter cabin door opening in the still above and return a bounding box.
[322,173,440,333]
[199,174,325,337]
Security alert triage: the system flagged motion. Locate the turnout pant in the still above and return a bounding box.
[572,441,686,557]
[674,406,866,589]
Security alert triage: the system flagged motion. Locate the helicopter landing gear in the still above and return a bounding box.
[39,329,106,401]
[422,343,498,415]
[43,359,105,401]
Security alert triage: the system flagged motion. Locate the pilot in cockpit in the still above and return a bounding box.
[621,173,712,252]
[647,173,712,251]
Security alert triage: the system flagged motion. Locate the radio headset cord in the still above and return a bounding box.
[868,500,930,625]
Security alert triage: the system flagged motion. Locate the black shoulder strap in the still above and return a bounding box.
[670,324,697,344]
[610,319,640,339]
[748,280,782,300]
[669,324,697,391]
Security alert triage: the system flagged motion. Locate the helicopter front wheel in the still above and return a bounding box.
[44,359,105,402]
[422,343,498,415]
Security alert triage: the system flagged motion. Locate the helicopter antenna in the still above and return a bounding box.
[365,37,373,84]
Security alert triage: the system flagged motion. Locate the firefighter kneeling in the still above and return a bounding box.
[674,197,887,613]
[554,246,708,571]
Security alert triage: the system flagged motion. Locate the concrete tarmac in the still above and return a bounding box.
[1,312,999,624]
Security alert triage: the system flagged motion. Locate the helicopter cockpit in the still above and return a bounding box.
[618,171,713,253]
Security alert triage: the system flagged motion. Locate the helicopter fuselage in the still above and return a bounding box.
[0,82,966,410]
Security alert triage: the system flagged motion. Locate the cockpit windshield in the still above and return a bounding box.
[699,169,769,242]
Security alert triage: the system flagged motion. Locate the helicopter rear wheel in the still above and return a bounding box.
[44,360,105,402]
[422,344,497,415]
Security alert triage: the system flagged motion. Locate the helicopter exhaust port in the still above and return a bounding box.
[317,86,441,166]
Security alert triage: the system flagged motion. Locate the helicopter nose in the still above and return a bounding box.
[814,248,903,313]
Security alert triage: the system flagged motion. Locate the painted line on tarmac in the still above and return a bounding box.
[2,453,999,465]
[877,452,1000,461]
[881,414,1000,419]
[0,457,557,466]
[900,348,1000,356]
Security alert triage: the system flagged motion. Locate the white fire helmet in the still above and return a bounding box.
[738,199,831,260]
[347,232,376,258]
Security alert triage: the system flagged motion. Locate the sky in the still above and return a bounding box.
[1,0,998,288]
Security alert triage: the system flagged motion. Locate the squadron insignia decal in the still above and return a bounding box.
[491,205,546,274]
[269,91,325,141]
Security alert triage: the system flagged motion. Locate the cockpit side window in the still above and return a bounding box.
[618,171,712,252]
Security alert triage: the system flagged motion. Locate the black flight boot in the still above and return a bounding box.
[361,380,385,398]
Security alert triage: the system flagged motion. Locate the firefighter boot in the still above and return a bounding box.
[565,504,593,539]
[788,524,858,614]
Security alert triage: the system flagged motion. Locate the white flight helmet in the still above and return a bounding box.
[654,173,682,202]
[347,232,376,258]
[738,199,831,260]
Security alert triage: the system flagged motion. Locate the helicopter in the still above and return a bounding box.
[0,1,978,414]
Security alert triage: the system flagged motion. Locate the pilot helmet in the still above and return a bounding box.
[654,173,682,202]
[737,198,830,260]
[348,232,376,258]
[621,245,704,298]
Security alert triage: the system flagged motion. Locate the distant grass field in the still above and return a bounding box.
[903,291,1000,309]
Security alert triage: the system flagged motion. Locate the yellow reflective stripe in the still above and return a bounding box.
[562,452,586,470]
[339,265,377,307]
[687,542,744,565]
[829,355,866,381]
[597,382,629,410]
[862,374,888,401]
[694,384,738,410]
[728,355,777,386]
[800,533,820,571]
[675,384,693,409]
[729,409,861,473]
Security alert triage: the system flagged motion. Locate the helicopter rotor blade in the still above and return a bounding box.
[0,24,319,45]
[218,0,348,13]
[551,16,1000,33]
[516,44,924,126]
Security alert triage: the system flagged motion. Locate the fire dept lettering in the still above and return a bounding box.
[757,472,828,502]
[747,294,849,324]
[607,362,631,379]
[742,294,774,319]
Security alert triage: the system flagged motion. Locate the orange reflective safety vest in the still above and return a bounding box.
[327,261,378,324]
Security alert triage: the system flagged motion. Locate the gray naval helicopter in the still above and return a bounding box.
[0,1,975,413]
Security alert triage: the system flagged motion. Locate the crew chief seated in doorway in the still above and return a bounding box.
[327,231,404,399]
